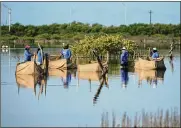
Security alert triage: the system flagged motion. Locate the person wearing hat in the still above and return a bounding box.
[152,47,159,59]
[120,46,129,67]
[24,45,34,62]
[60,44,72,62]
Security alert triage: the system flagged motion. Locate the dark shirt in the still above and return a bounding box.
[120,50,129,65]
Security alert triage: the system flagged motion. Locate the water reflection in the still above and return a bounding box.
[36,75,47,100]
[169,56,174,73]
[15,74,47,99]
[2,49,180,127]
[15,69,78,97]
[48,69,76,88]
[120,68,129,89]
[78,71,102,81]
[93,73,108,105]
[78,71,102,92]
[62,71,71,88]
[2,49,9,53]
[15,66,167,102]
[13,56,174,103]
[135,69,166,88]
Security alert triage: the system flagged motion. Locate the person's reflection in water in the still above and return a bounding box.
[37,75,44,86]
[169,55,174,73]
[61,71,72,89]
[120,68,129,89]
[152,77,158,88]
[36,75,47,100]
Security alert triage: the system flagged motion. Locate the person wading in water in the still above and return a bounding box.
[120,47,129,68]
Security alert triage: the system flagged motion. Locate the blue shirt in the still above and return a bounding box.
[37,50,43,64]
[24,50,32,61]
[61,49,71,59]
[152,52,159,59]
[120,50,129,64]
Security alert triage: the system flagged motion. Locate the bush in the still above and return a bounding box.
[71,34,137,56]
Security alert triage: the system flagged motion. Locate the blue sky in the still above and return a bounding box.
[1,2,180,26]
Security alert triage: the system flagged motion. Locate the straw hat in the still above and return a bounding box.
[153,47,157,50]
[122,47,126,50]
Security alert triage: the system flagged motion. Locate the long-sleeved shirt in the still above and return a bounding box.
[37,50,43,64]
[120,50,129,65]
[152,52,159,59]
[61,49,72,60]
[24,50,32,61]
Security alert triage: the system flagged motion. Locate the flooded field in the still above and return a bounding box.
[1,48,180,127]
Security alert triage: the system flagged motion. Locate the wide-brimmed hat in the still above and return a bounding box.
[122,47,126,50]
[25,45,30,49]
[153,47,157,50]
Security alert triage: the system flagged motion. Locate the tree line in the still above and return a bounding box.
[1,22,180,40]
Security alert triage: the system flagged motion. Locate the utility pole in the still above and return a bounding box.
[8,8,11,32]
[0,2,1,47]
[122,3,127,25]
[149,10,152,24]
[2,3,11,32]
[69,7,72,26]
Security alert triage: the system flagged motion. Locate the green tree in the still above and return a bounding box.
[71,34,137,57]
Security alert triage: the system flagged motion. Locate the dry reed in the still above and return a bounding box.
[101,107,180,127]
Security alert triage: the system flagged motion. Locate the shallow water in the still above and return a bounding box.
[1,48,180,127]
